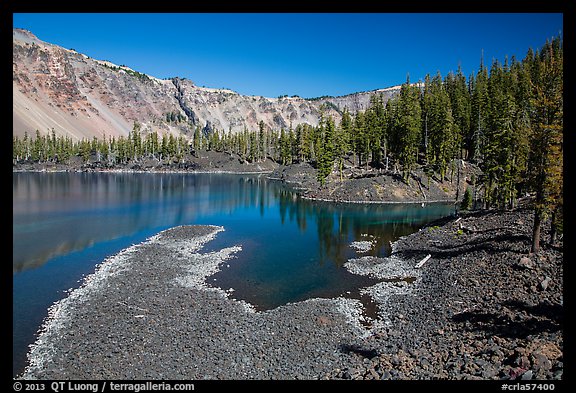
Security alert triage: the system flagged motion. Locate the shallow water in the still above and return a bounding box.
[13,172,454,376]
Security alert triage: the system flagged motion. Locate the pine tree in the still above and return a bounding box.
[366,93,386,166]
[420,74,433,164]
[92,136,101,162]
[193,126,201,153]
[279,128,291,165]
[176,135,187,161]
[168,134,177,158]
[528,38,563,253]
[240,128,249,159]
[161,134,169,161]
[334,116,350,182]
[107,136,117,164]
[22,132,31,161]
[32,130,44,162]
[470,58,489,162]
[396,75,422,182]
[482,59,507,207]
[131,122,142,161]
[258,120,266,162]
[353,111,367,168]
[13,136,23,162]
[446,65,471,160]
[428,71,456,181]
[99,136,109,163]
[288,126,296,163]
[460,187,473,210]
[384,97,398,171]
[316,116,336,186]
[79,138,91,163]
[294,124,305,162]
[511,54,533,199]
[248,130,257,163]
[147,131,159,159]
[481,57,526,209]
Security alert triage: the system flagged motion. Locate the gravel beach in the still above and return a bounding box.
[20,207,562,380]
[20,225,373,380]
[334,207,563,380]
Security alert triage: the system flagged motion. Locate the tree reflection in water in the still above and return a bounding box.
[273,186,453,268]
[14,172,454,375]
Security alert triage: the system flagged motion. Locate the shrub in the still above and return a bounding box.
[461,187,473,210]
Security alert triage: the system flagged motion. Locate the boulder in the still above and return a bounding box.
[515,256,534,270]
[539,276,551,291]
[521,370,533,380]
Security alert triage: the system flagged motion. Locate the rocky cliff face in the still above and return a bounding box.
[13,28,400,140]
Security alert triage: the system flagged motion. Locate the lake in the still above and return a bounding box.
[13,172,454,376]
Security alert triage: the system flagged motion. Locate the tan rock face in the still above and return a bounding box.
[13,28,180,140]
[13,28,400,141]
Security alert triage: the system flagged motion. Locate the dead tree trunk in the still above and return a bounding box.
[531,211,542,253]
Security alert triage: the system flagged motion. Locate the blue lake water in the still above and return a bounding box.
[13,172,455,376]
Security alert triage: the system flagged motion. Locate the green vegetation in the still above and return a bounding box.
[321,101,341,114]
[100,62,152,83]
[13,124,189,166]
[13,37,562,252]
[316,116,335,186]
[165,111,187,123]
[461,188,473,210]
[307,95,335,101]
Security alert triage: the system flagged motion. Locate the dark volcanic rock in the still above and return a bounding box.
[329,207,563,380]
[14,150,279,174]
[21,225,372,380]
[20,207,562,380]
[269,158,482,203]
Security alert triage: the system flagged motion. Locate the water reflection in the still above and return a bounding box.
[14,173,454,274]
[13,172,455,377]
[13,173,278,273]
[273,187,454,267]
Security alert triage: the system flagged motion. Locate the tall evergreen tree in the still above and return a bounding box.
[528,38,563,253]
[384,97,398,171]
[353,111,367,168]
[427,71,456,181]
[317,116,336,186]
[248,129,258,163]
[482,59,512,208]
[294,124,306,163]
[420,74,433,163]
[279,128,291,165]
[334,115,350,182]
[258,120,266,162]
[470,58,489,162]
[446,65,471,160]
[366,93,386,166]
[511,51,535,198]
[396,75,422,182]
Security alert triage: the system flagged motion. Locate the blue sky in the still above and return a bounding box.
[13,13,563,98]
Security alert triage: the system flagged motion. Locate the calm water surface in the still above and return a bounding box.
[13,172,454,376]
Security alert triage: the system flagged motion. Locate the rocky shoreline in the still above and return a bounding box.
[268,160,482,204]
[331,207,563,380]
[20,225,372,379]
[14,151,483,204]
[12,150,279,175]
[19,206,562,380]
